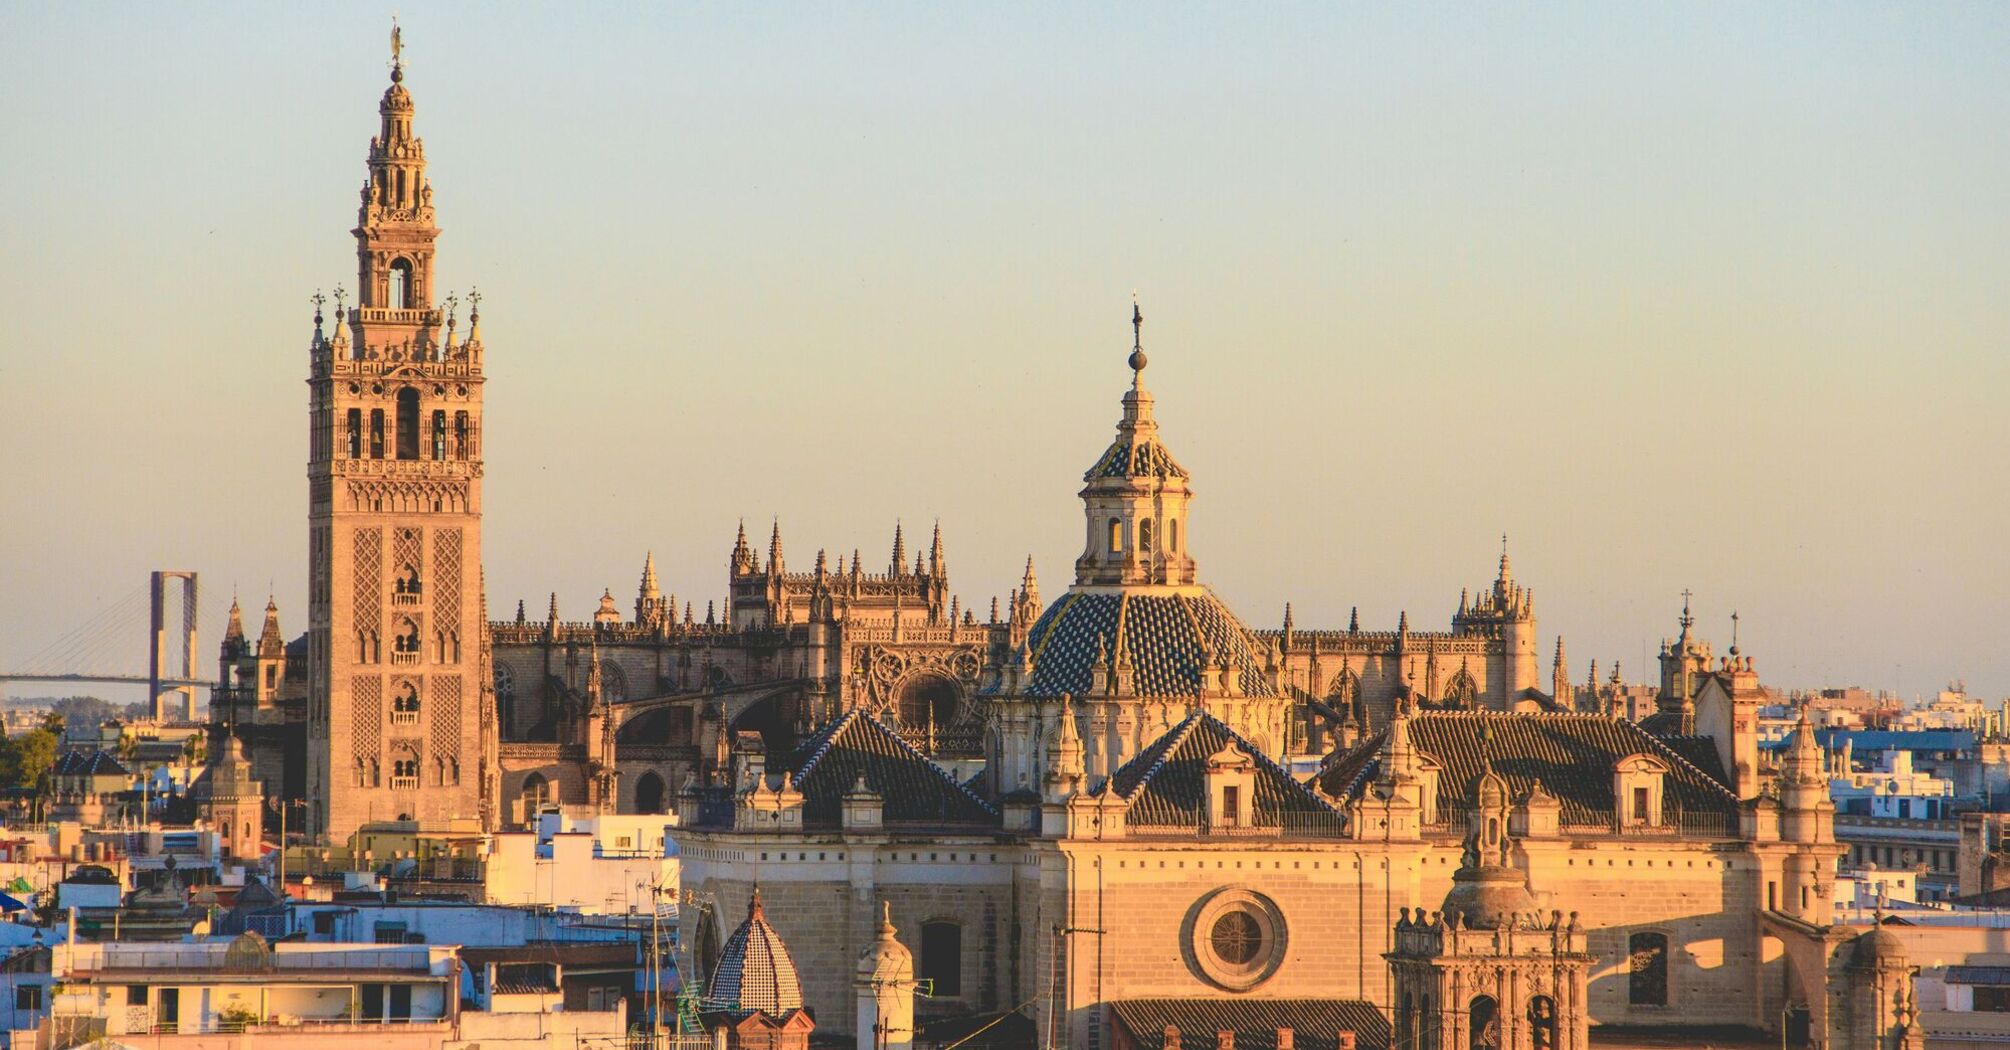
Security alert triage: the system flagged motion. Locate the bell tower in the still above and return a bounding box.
[306,25,496,843]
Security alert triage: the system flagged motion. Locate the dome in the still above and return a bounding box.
[1440,860,1541,931]
[1006,590,1277,700]
[707,888,805,1016]
[1851,921,1906,968]
[856,902,914,980]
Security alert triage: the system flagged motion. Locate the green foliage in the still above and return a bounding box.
[0,730,61,790]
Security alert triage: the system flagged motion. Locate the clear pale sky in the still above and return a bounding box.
[2,5,2007,703]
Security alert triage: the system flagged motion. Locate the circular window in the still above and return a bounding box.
[1210,912,1262,965]
[1186,887,1286,991]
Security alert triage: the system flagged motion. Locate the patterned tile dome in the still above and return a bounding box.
[1008,590,1277,699]
[706,888,804,1016]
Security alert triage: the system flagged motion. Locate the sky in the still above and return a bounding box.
[2,4,2007,703]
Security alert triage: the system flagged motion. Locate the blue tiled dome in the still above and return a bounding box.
[706,888,804,1016]
[1007,590,1277,699]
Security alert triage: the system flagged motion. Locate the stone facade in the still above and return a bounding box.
[305,53,496,843]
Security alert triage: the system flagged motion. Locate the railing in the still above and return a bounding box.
[1124,812,1347,839]
[79,946,436,974]
[390,710,419,726]
[390,652,419,666]
[146,1016,453,1035]
[392,593,422,606]
[389,776,419,791]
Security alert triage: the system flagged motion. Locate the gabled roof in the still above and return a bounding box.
[53,751,129,778]
[1318,711,1740,826]
[1108,998,1388,1050]
[1103,712,1343,833]
[786,710,996,828]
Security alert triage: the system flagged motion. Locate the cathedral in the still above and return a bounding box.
[237,36,1926,1049]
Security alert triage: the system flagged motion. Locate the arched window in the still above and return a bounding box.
[634,771,666,815]
[921,921,962,998]
[389,258,413,309]
[1169,519,1178,552]
[346,409,362,459]
[454,412,470,460]
[522,772,550,808]
[430,410,446,460]
[370,410,385,458]
[395,388,420,460]
[1528,995,1558,1050]
[1469,995,1500,1050]
[1108,517,1124,554]
[1629,931,1669,1005]
[1138,518,1154,553]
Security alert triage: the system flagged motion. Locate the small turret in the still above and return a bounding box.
[768,519,786,577]
[730,520,754,577]
[889,522,906,577]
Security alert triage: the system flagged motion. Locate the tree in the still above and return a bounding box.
[0,729,59,791]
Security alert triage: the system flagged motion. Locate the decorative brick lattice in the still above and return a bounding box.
[433,527,462,643]
[353,527,382,640]
[431,674,462,759]
[352,674,382,763]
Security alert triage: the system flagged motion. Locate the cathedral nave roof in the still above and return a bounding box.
[784,709,997,828]
[1318,711,1740,827]
[1102,711,1343,833]
[1108,998,1389,1050]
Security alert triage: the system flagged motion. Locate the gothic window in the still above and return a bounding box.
[1629,931,1669,1005]
[633,771,666,815]
[1108,517,1124,554]
[1445,667,1478,709]
[1469,996,1501,1050]
[521,773,550,816]
[1138,518,1154,553]
[430,410,446,460]
[395,388,420,460]
[346,409,362,458]
[454,412,469,460]
[395,564,422,598]
[353,758,367,787]
[390,258,413,309]
[370,409,385,458]
[392,758,419,780]
[394,618,420,655]
[920,921,963,997]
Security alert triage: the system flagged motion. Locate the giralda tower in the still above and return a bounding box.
[306,29,496,842]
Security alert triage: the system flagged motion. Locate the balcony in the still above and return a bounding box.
[390,652,419,666]
[389,777,419,791]
[390,710,418,726]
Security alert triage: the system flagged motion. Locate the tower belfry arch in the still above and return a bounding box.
[150,571,200,721]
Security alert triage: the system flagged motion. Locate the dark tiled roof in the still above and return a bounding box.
[1637,711,1683,736]
[1087,430,1189,481]
[1108,998,1389,1050]
[917,1009,1037,1050]
[1318,712,1740,826]
[1587,1024,1774,1047]
[1656,734,1733,790]
[1008,591,1277,699]
[54,751,129,778]
[1104,712,1343,833]
[786,710,996,828]
[1946,965,2010,986]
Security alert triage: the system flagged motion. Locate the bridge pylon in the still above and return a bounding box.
[150,571,200,722]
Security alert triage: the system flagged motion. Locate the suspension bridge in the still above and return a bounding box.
[0,572,216,721]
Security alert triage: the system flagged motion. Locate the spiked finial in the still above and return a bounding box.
[1128,293,1147,375]
[1729,610,1742,657]
[890,521,906,576]
[768,519,784,574]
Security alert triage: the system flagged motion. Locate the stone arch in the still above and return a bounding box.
[729,693,796,757]
[1444,665,1479,709]
[633,771,666,815]
[520,772,551,817]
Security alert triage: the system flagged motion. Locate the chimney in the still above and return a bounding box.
[1276,1029,1293,1050]
[1217,1033,1234,1050]
[1162,1026,1181,1050]
[1337,1033,1356,1050]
